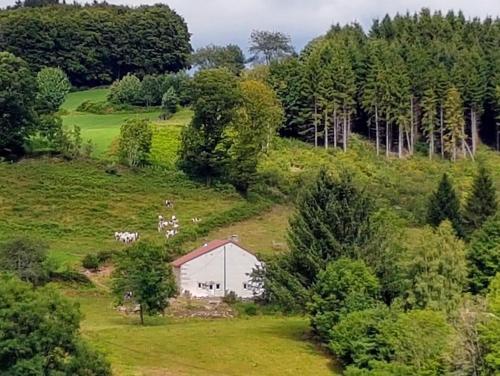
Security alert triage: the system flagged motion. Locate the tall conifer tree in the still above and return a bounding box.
[427,173,464,237]
[463,165,498,237]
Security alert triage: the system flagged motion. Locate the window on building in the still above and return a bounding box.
[243,283,248,289]
[209,284,213,290]
[198,283,202,288]
[216,283,220,290]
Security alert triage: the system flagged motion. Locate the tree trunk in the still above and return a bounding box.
[462,123,467,159]
[324,110,328,149]
[471,107,478,156]
[410,97,414,155]
[430,131,434,160]
[386,122,390,157]
[398,125,403,159]
[343,111,347,152]
[333,107,337,148]
[375,105,380,156]
[440,105,444,158]
[139,304,144,325]
[314,101,318,148]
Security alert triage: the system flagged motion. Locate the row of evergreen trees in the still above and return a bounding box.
[269,9,500,160]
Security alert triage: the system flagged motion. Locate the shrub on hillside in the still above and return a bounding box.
[0,237,49,286]
[118,118,153,167]
[82,253,100,271]
[35,67,71,114]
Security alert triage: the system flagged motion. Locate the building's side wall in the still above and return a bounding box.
[177,243,260,298]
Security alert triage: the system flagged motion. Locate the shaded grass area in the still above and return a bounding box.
[62,88,110,112]
[68,291,337,376]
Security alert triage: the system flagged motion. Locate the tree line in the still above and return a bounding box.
[0,3,192,86]
[268,9,500,159]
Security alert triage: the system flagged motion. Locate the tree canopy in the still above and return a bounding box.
[0,4,192,86]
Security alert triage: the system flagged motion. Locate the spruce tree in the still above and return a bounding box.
[463,165,498,237]
[443,87,466,162]
[287,169,378,286]
[427,173,464,237]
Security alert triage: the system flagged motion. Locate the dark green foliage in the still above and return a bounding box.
[287,169,378,286]
[0,237,49,286]
[0,52,36,155]
[463,165,498,237]
[309,258,380,341]
[330,308,451,374]
[427,173,463,237]
[178,68,241,185]
[329,307,395,368]
[468,215,500,294]
[0,275,111,375]
[111,242,177,325]
[118,118,153,167]
[251,258,309,313]
[0,4,192,86]
[192,44,246,75]
[82,253,100,271]
[108,74,143,106]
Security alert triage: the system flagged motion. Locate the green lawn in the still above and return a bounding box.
[69,291,337,376]
[61,89,192,157]
[62,88,109,111]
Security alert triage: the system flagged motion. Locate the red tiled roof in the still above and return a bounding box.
[171,239,232,268]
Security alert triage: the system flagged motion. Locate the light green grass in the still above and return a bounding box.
[61,89,193,158]
[0,159,245,264]
[68,291,337,376]
[62,88,109,111]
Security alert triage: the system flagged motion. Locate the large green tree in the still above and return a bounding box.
[309,258,380,341]
[463,165,498,237]
[399,222,467,312]
[178,68,241,185]
[0,274,111,375]
[229,79,283,193]
[287,169,379,287]
[0,237,49,286]
[0,52,36,155]
[468,215,500,294]
[35,67,71,114]
[249,30,295,64]
[118,118,153,167]
[111,242,177,325]
[427,173,463,237]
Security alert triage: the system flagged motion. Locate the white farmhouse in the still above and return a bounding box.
[171,239,261,298]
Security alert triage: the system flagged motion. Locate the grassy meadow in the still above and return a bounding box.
[69,290,337,376]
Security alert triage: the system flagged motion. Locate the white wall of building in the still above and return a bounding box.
[175,243,261,298]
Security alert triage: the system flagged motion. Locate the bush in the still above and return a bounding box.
[309,258,380,342]
[108,74,142,105]
[162,86,178,116]
[35,67,71,114]
[235,302,258,316]
[82,253,100,271]
[0,237,49,286]
[118,118,153,167]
